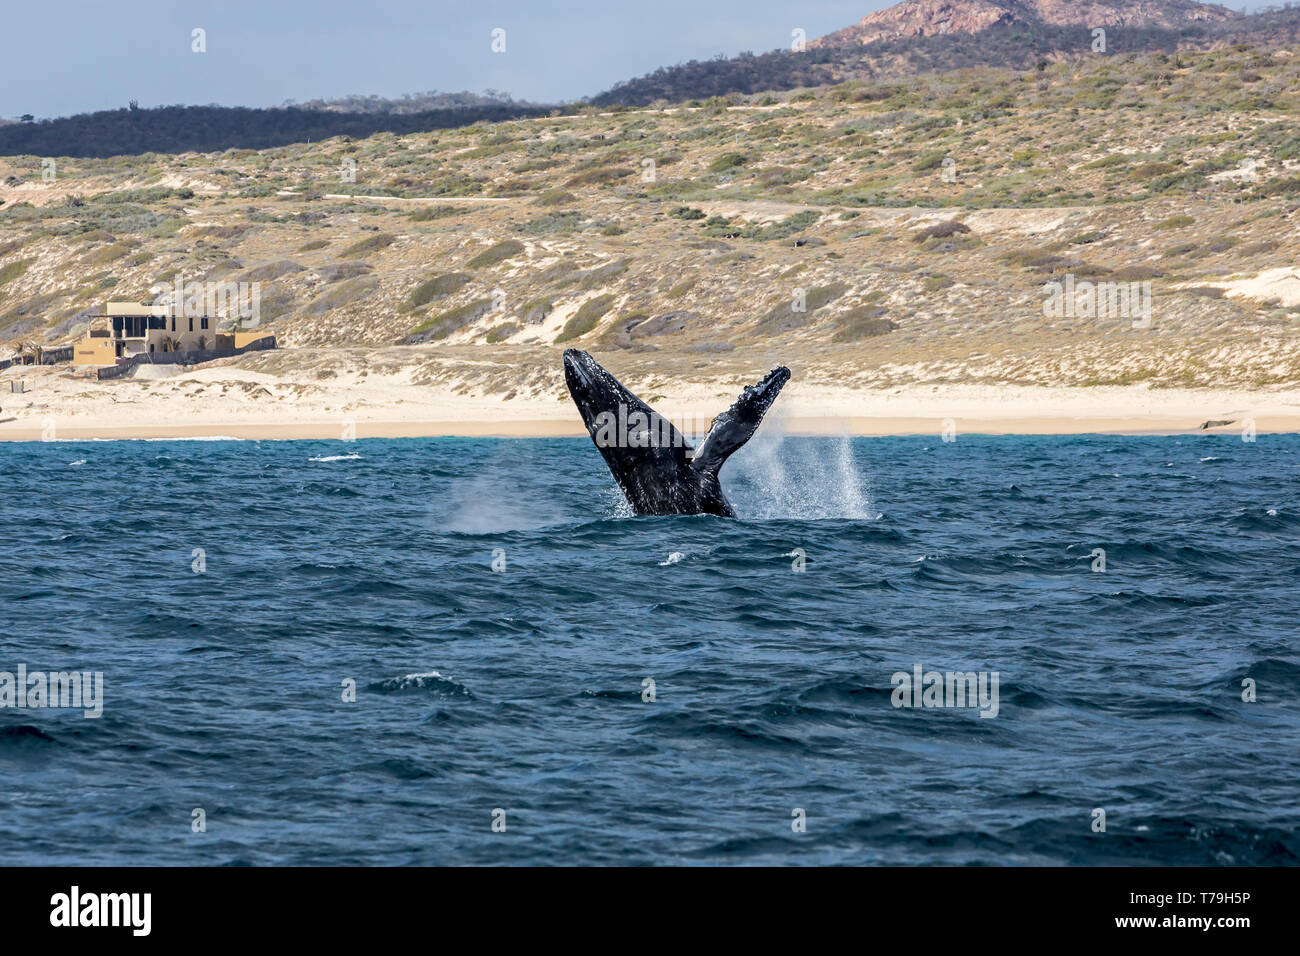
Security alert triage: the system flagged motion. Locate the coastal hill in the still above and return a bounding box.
[1,36,1297,429]
[590,1,1296,106]
[2,2,1297,156]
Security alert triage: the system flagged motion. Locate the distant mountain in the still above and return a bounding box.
[813,0,1239,47]
[590,1,1296,107]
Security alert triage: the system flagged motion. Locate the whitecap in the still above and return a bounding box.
[369,671,472,697]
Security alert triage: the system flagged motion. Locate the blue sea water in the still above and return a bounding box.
[0,432,1297,866]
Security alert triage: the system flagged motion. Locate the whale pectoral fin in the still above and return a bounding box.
[690,365,790,476]
[564,348,695,474]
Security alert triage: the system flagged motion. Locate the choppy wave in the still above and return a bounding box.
[0,433,1296,865]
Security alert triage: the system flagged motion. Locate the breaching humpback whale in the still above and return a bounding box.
[563,348,790,517]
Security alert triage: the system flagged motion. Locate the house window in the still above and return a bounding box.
[201,317,209,330]
[188,316,194,333]
[171,316,176,333]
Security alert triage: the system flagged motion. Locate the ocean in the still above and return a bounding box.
[1,432,1297,865]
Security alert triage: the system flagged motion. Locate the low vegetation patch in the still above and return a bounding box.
[912,220,970,243]
[832,306,897,343]
[401,273,472,312]
[707,152,747,173]
[409,205,469,222]
[758,283,849,332]
[519,297,553,324]
[535,189,576,207]
[0,259,31,287]
[466,239,525,269]
[403,298,495,343]
[485,323,519,343]
[304,276,377,316]
[555,294,615,343]
[564,166,633,187]
[340,233,397,258]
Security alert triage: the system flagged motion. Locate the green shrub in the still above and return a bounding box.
[1082,154,1133,169]
[913,151,947,172]
[708,152,747,173]
[912,220,970,242]
[401,273,472,312]
[832,306,896,342]
[304,276,378,316]
[0,259,30,287]
[758,283,849,331]
[147,217,187,238]
[519,297,553,324]
[404,298,495,342]
[535,189,576,206]
[85,242,133,265]
[577,259,629,290]
[755,210,820,241]
[521,211,583,235]
[409,205,469,221]
[1127,162,1179,181]
[564,166,633,187]
[555,294,615,343]
[466,240,525,269]
[340,233,397,258]
[1110,265,1164,281]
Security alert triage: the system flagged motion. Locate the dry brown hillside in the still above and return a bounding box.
[1,42,1298,399]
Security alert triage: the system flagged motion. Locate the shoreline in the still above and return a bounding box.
[2,366,1296,441]
[0,415,1293,442]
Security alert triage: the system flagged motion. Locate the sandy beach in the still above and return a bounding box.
[2,358,1295,441]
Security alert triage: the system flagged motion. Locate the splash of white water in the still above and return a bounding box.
[723,417,877,520]
[437,472,555,533]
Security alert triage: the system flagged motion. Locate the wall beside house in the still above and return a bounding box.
[73,338,115,366]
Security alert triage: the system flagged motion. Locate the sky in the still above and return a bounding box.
[1,1,1279,119]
